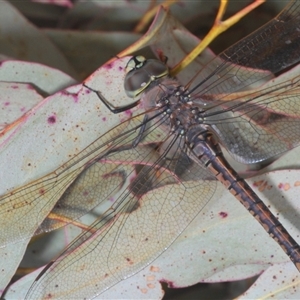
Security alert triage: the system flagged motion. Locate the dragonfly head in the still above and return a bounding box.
[124,56,169,99]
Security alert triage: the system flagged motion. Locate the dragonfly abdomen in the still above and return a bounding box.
[190,131,300,271]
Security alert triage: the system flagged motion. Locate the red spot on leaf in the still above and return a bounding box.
[219,211,228,218]
[105,62,113,69]
[160,279,176,288]
[72,95,79,103]
[48,115,56,124]
[278,182,290,191]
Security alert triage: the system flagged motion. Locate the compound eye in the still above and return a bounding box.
[142,59,169,79]
[124,56,169,98]
[124,68,152,98]
[125,56,146,73]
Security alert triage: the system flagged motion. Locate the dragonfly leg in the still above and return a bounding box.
[83,83,140,114]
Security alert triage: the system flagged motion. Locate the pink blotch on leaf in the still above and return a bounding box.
[72,95,79,103]
[48,115,56,124]
[219,211,228,218]
[104,62,113,69]
[277,182,290,191]
[160,279,176,288]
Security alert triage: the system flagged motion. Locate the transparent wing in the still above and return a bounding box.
[25,108,216,299]
[183,0,300,164]
[197,64,300,164]
[187,0,300,96]
[0,108,152,246]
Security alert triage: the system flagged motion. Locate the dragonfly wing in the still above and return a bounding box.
[25,116,216,299]
[190,0,300,97]
[36,160,137,234]
[0,56,144,246]
[0,105,138,245]
[202,64,300,164]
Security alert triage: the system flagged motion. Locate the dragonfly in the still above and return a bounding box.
[3,0,300,298]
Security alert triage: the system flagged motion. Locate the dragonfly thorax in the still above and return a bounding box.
[124,56,209,136]
[161,87,199,133]
[143,81,208,139]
